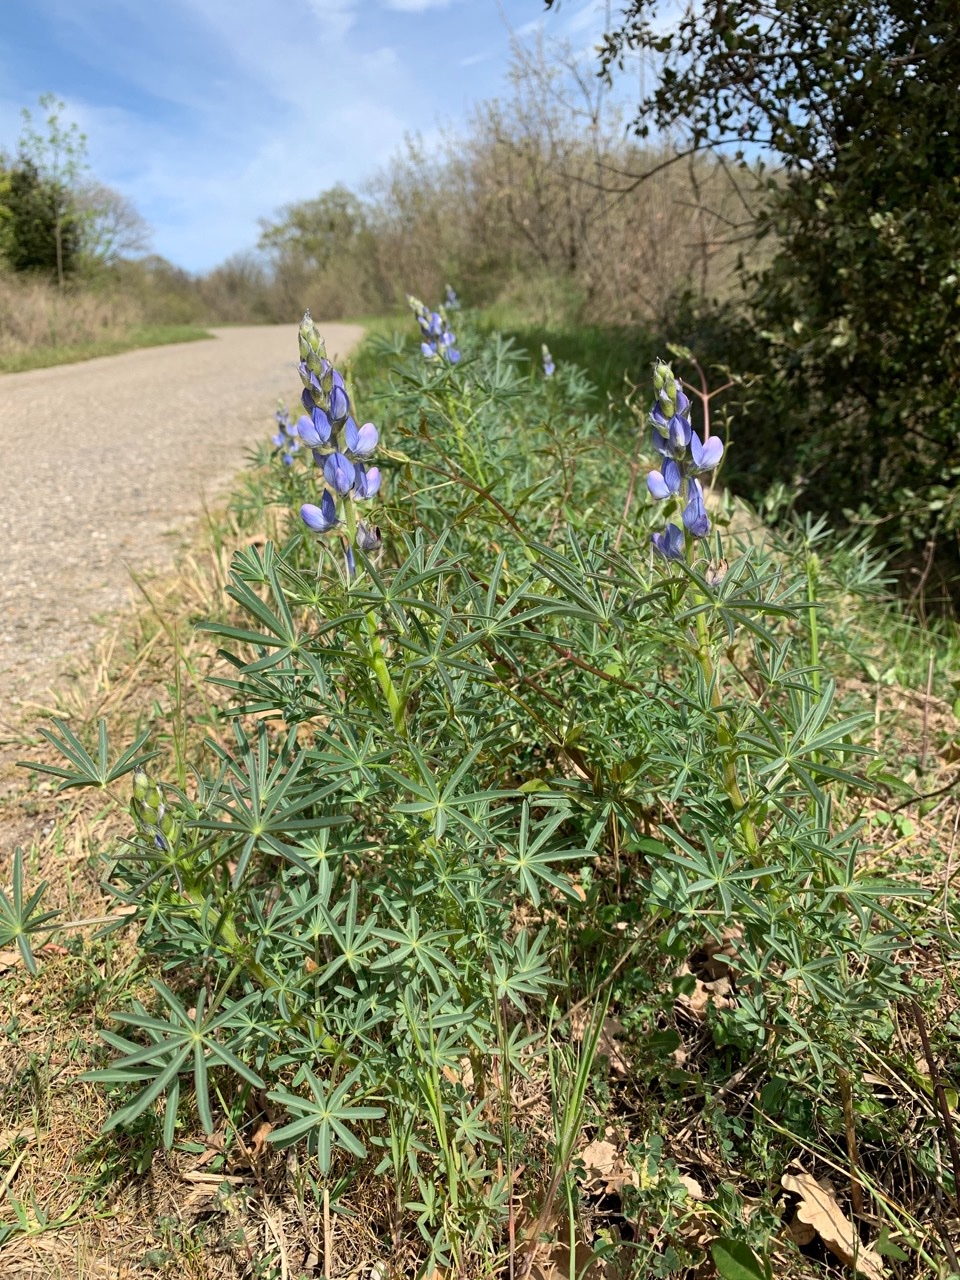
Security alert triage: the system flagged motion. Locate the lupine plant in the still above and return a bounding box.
[269,399,300,467]
[16,305,945,1275]
[408,293,461,364]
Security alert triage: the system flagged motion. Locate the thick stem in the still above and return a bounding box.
[688,536,760,858]
[342,495,407,737]
[806,552,821,699]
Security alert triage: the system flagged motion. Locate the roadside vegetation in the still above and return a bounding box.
[3,302,960,1278]
[2,4,960,1277]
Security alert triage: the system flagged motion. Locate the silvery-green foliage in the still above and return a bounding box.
[22,307,924,1265]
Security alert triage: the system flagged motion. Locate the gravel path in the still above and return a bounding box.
[0,323,364,712]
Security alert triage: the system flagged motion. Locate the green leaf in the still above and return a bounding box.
[711,1238,767,1280]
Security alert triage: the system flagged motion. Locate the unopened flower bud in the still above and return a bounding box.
[356,520,382,551]
[298,312,327,377]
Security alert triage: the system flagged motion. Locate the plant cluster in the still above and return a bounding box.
[582,0,960,585]
[10,305,955,1276]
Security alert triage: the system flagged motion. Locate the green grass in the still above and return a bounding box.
[0,324,214,375]
[476,306,661,410]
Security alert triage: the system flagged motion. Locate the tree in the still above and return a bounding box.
[258,186,370,273]
[75,181,151,267]
[558,0,960,562]
[18,93,88,287]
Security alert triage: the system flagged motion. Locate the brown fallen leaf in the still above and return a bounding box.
[250,1121,273,1158]
[0,949,24,972]
[677,1174,704,1200]
[578,1136,640,1196]
[781,1168,886,1280]
[675,963,737,1021]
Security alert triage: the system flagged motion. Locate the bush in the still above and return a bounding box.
[15,307,948,1275]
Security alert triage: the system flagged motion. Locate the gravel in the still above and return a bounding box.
[0,323,364,712]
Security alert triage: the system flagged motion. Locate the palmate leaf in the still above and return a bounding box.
[85,983,265,1147]
[19,718,156,791]
[200,721,348,884]
[500,800,586,908]
[492,928,557,1010]
[0,848,60,974]
[268,1065,385,1172]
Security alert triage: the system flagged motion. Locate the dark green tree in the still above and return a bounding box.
[2,157,81,277]
[554,0,960,565]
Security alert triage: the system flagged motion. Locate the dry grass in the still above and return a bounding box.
[0,271,144,359]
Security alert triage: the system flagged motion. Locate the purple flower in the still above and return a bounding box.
[271,432,286,448]
[329,384,350,424]
[647,459,682,500]
[297,407,332,448]
[448,347,461,364]
[421,341,437,359]
[652,523,684,561]
[682,479,710,539]
[322,451,356,495]
[668,414,692,455]
[353,463,381,499]
[690,432,724,474]
[298,361,323,395]
[344,417,379,457]
[301,491,338,532]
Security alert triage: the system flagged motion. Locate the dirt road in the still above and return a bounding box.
[0,323,364,712]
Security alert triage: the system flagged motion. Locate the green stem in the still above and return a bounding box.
[342,495,407,737]
[806,552,821,698]
[687,537,760,859]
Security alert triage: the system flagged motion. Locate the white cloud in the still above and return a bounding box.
[382,0,455,10]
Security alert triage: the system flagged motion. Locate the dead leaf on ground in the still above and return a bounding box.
[781,1167,886,1280]
[0,948,24,972]
[677,1174,704,1200]
[579,1137,639,1196]
[249,1121,273,1158]
[675,963,737,1021]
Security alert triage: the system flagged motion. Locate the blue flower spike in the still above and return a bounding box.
[647,359,724,557]
[409,292,462,365]
[295,312,384,564]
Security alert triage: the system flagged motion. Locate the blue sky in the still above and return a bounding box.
[0,0,616,271]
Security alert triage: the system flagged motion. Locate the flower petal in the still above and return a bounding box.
[322,451,356,495]
[301,491,338,532]
[329,385,350,423]
[699,436,724,470]
[682,479,710,538]
[354,464,381,499]
[647,470,671,500]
